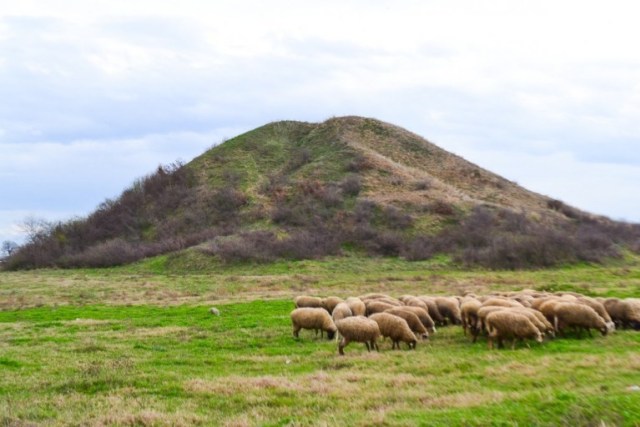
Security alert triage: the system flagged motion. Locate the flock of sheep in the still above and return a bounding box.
[290,291,640,354]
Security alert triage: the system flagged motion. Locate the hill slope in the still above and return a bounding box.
[5,116,640,270]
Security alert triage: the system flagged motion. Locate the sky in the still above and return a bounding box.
[2,0,640,245]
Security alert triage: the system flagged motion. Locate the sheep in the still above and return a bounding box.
[435,296,462,325]
[485,310,543,350]
[322,296,343,314]
[345,297,367,317]
[603,298,640,330]
[509,307,555,338]
[332,302,353,323]
[481,298,524,309]
[369,313,418,350]
[290,308,337,340]
[294,295,323,308]
[473,306,508,342]
[395,306,436,334]
[460,299,482,336]
[404,297,429,311]
[384,308,429,339]
[335,316,381,355]
[365,300,396,316]
[416,296,446,326]
[553,303,608,337]
[576,296,615,331]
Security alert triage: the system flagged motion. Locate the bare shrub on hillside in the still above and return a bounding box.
[401,236,436,261]
[383,206,413,229]
[422,201,457,217]
[340,175,362,197]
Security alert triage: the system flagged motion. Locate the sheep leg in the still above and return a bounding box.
[338,337,348,356]
[293,326,301,338]
[365,341,371,352]
[511,339,516,350]
[372,340,379,352]
[587,327,593,337]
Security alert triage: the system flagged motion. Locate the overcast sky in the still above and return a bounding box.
[2,1,640,245]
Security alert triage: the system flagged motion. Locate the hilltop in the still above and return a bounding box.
[5,116,640,270]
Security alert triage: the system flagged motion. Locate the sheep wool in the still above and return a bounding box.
[384,308,429,339]
[335,316,381,355]
[485,311,543,350]
[553,303,608,336]
[332,302,353,323]
[294,295,323,309]
[369,313,418,350]
[345,297,367,317]
[291,308,337,340]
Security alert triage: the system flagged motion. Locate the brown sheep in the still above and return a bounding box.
[576,296,615,331]
[460,299,482,337]
[395,306,436,334]
[384,308,429,339]
[345,297,367,317]
[435,296,462,325]
[332,302,353,322]
[335,316,381,355]
[553,303,608,337]
[603,298,640,330]
[322,296,343,314]
[404,297,429,311]
[365,300,396,316]
[417,296,446,326]
[510,307,555,338]
[481,298,524,309]
[485,311,543,350]
[294,295,323,308]
[290,308,337,340]
[473,306,508,342]
[369,313,418,350]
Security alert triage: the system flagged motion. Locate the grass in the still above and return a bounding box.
[1,255,640,425]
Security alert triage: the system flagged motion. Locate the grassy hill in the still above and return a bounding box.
[5,116,640,270]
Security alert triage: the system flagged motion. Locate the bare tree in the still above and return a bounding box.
[20,216,52,244]
[1,240,19,257]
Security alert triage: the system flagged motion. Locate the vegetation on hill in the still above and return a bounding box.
[4,116,640,270]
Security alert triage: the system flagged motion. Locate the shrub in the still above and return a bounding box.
[402,236,436,261]
[340,175,362,197]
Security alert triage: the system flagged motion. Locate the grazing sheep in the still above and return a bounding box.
[208,307,221,316]
[335,316,381,355]
[332,302,353,322]
[510,307,555,337]
[553,303,608,337]
[603,299,640,330]
[384,308,429,339]
[359,293,393,301]
[404,297,429,311]
[365,301,396,316]
[473,306,508,342]
[485,311,543,350]
[435,297,462,325]
[294,295,323,308]
[290,308,337,340]
[417,296,445,326]
[377,297,404,307]
[577,296,615,331]
[345,297,367,317]
[460,299,482,336]
[481,298,524,308]
[537,299,565,323]
[369,313,418,350]
[322,296,343,314]
[395,306,436,334]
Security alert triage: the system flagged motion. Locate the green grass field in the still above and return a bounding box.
[1,255,640,426]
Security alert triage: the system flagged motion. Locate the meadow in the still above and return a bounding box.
[1,254,640,426]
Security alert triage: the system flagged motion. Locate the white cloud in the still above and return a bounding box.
[1,0,640,243]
